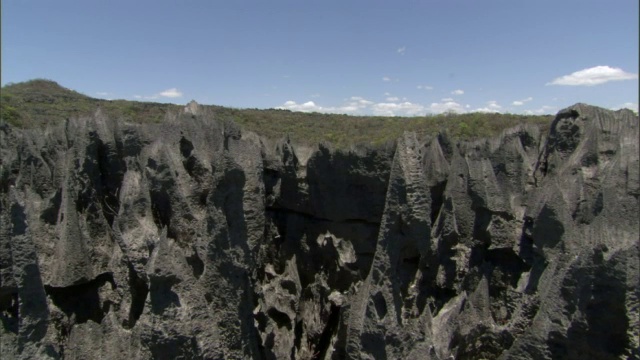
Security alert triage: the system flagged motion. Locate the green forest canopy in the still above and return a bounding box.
[1,79,552,148]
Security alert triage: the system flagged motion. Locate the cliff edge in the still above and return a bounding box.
[1,104,638,359]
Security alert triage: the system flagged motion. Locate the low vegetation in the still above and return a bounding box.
[1,79,552,147]
[1,79,183,128]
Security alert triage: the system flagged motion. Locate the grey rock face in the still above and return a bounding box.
[1,104,638,359]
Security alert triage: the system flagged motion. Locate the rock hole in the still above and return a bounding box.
[255,310,268,332]
[186,252,204,279]
[486,248,528,287]
[44,273,116,325]
[125,267,148,329]
[199,189,209,207]
[315,304,341,360]
[96,137,124,226]
[263,168,280,197]
[40,189,62,225]
[147,333,200,360]
[293,320,303,351]
[149,188,172,230]
[472,208,492,247]
[267,308,292,330]
[280,279,297,295]
[146,158,158,170]
[149,279,181,314]
[373,292,387,319]
[0,292,19,334]
[179,137,194,158]
[429,180,447,225]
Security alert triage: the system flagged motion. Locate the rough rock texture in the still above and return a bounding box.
[1,103,638,359]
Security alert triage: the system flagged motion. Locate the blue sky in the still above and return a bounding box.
[2,0,638,116]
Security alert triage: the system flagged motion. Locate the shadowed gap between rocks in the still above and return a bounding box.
[44,272,116,325]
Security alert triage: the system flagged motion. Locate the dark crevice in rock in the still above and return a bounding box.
[10,201,28,236]
[486,248,529,288]
[40,188,62,225]
[179,136,194,158]
[472,208,492,247]
[519,217,535,265]
[266,205,380,226]
[437,133,455,162]
[186,251,205,279]
[183,156,207,179]
[266,308,292,330]
[397,252,420,299]
[280,279,297,295]
[255,310,268,333]
[180,137,209,180]
[263,168,280,199]
[546,330,569,359]
[293,320,303,354]
[429,180,447,225]
[95,135,125,227]
[373,292,387,319]
[149,188,173,233]
[561,255,631,359]
[315,304,341,360]
[0,291,19,334]
[149,278,180,314]
[428,287,457,316]
[198,188,210,207]
[532,205,565,252]
[125,266,148,329]
[44,272,116,325]
[147,333,200,360]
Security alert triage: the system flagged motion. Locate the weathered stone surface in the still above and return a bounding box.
[1,104,638,359]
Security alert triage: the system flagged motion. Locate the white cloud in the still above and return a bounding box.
[311,93,321,98]
[159,88,183,98]
[348,96,374,107]
[382,76,392,82]
[451,89,464,95]
[386,96,399,102]
[397,46,406,55]
[613,102,639,113]
[96,91,110,96]
[523,105,557,115]
[278,97,373,115]
[428,100,465,114]
[473,100,502,112]
[278,96,426,116]
[512,97,533,106]
[372,102,424,116]
[440,97,454,102]
[134,94,158,100]
[417,85,434,90]
[547,66,638,86]
[474,100,502,113]
[133,88,183,101]
[280,100,323,112]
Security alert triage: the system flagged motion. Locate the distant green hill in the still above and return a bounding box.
[1,79,183,128]
[1,79,552,147]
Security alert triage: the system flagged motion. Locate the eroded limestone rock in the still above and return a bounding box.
[1,104,638,359]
